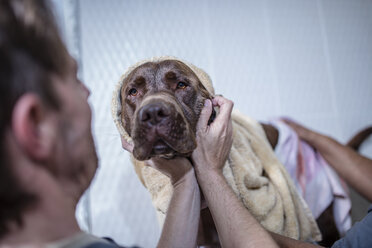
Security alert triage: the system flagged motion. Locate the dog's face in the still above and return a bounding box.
[120,60,213,160]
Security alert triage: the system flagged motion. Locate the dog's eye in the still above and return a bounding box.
[177,82,187,89]
[128,88,138,96]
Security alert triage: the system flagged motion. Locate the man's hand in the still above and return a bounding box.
[120,132,199,248]
[190,95,278,248]
[120,136,193,185]
[282,118,320,144]
[191,96,234,174]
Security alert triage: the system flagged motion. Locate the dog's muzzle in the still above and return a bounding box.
[131,98,196,160]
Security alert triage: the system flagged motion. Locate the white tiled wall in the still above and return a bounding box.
[54,0,372,247]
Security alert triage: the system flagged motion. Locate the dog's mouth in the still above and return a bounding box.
[133,137,191,161]
[132,119,196,161]
[152,139,173,155]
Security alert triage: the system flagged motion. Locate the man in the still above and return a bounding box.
[0,0,201,247]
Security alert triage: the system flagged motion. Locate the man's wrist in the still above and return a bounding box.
[306,132,330,148]
[172,167,197,187]
[195,165,224,183]
[301,129,322,145]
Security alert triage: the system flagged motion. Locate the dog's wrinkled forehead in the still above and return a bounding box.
[121,60,201,92]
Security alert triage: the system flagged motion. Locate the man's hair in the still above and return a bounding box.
[0,0,70,237]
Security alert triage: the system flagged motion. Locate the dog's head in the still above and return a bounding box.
[118,59,215,160]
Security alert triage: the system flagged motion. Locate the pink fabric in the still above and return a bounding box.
[269,119,351,236]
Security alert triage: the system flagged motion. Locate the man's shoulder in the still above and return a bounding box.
[368,205,372,213]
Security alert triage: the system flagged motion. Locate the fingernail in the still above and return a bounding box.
[204,99,211,106]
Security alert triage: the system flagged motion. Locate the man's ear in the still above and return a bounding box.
[12,93,57,161]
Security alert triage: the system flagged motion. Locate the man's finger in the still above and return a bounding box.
[121,136,134,152]
[281,117,296,125]
[281,118,304,131]
[196,99,213,133]
[212,96,234,125]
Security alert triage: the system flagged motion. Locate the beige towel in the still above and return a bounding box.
[111,56,321,241]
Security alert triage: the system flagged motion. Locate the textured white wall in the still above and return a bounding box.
[54,0,372,247]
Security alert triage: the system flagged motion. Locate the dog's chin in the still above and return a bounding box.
[133,139,194,161]
[151,140,174,156]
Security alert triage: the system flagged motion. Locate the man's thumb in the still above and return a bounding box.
[196,99,212,132]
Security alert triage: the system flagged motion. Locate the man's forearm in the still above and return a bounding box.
[307,134,372,201]
[197,169,278,248]
[157,170,201,248]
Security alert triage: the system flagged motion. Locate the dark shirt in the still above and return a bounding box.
[84,237,140,248]
[332,205,372,248]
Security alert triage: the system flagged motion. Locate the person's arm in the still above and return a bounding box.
[346,126,372,151]
[283,120,372,202]
[191,96,278,248]
[121,141,200,248]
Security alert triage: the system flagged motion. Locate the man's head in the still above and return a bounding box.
[0,0,97,237]
[119,59,214,160]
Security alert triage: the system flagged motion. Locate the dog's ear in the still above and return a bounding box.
[119,83,133,136]
[197,81,212,99]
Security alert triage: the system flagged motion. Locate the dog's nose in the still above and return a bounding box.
[139,103,170,126]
